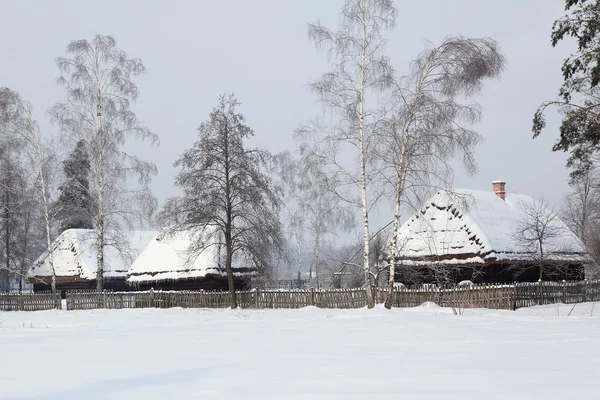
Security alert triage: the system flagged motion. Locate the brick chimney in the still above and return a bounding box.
[492,181,506,201]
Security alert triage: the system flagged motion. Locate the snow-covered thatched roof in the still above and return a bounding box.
[126,228,260,283]
[126,230,225,283]
[28,229,158,280]
[397,189,590,266]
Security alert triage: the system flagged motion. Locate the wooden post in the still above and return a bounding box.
[511,284,516,311]
[255,288,260,309]
[310,288,315,306]
[149,288,155,308]
[19,293,24,311]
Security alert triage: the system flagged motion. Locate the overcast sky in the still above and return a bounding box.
[0,0,576,232]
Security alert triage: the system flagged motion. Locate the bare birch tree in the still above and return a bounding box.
[382,37,505,308]
[0,91,21,290]
[276,150,355,288]
[583,229,600,279]
[13,184,45,293]
[160,94,285,309]
[0,88,58,293]
[274,151,306,288]
[562,169,600,243]
[561,169,600,277]
[299,0,397,307]
[323,241,364,289]
[512,198,581,281]
[49,34,158,291]
[0,156,23,291]
[324,228,388,290]
[301,156,355,288]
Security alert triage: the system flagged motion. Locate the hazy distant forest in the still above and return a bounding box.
[2,0,600,309]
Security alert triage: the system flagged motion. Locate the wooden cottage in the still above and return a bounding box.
[28,229,157,295]
[126,229,253,291]
[395,182,592,285]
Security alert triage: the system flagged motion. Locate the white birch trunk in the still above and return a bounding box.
[295,230,302,288]
[40,166,56,294]
[23,111,57,294]
[385,132,408,309]
[96,183,104,291]
[384,62,430,308]
[95,95,105,292]
[358,0,374,308]
[313,229,321,289]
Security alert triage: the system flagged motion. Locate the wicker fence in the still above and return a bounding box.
[4,279,600,312]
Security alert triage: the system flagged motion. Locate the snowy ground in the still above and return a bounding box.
[1,303,600,399]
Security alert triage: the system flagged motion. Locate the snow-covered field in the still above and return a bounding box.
[1,303,600,399]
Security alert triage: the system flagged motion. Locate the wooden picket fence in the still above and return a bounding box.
[0,292,61,311]
[513,280,600,308]
[66,290,234,310]
[4,279,600,312]
[373,284,517,310]
[63,279,600,311]
[65,288,369,310]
